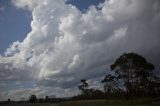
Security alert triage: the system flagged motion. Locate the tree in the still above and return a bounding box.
[148,76,160,96]
[101,74,119,94]
[78,79,89,94]
[110,52,155,97]
[8,99,11,102]
[45,96,50,102]
[78,79,95,99]
[78,79,105,99]
[29,95,37,103]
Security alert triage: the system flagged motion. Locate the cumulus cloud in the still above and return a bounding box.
[11,0,39,10]
[0,0,160,100]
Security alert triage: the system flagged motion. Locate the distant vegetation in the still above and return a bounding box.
[28,95,65,103]
[74,53,160,100]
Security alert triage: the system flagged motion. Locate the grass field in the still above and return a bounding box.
[0,103,59,106]
[59,98,160,106]
[0,98,159,106]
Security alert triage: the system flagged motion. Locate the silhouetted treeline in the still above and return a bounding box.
[28,95,67,103]
[73,52,160,100]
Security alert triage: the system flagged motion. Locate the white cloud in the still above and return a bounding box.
[0,0,160,100]
[11,0,39,10]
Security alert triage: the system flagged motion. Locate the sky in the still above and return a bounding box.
[0,0,160,101]
[0,0,32,54]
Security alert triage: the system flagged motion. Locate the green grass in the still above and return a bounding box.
[59,98,160,106]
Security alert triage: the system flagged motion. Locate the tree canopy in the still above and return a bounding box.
[110,52,155,97]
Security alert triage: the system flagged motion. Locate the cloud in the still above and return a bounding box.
[0,6,4,21]
[11,0,39,10]
[0,0,160,100]
[0,86,79,101]
[0,6,4,12]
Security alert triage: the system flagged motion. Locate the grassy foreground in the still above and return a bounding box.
[59,98,160,106]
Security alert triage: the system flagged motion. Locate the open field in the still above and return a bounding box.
[0,104,155,106]
[0,103,158,106]
[59,98,160,106]
[0,98,160,106]
[0,103,59,106]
